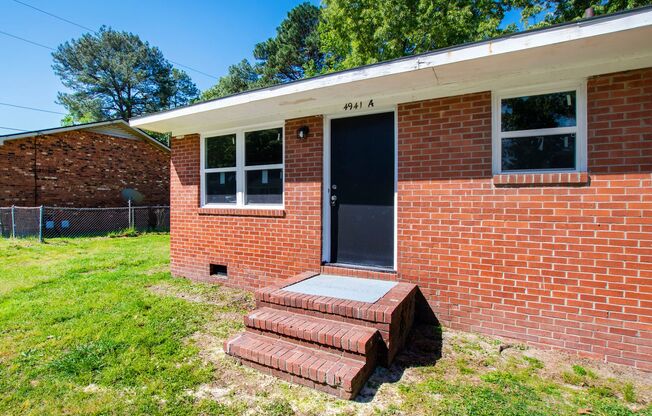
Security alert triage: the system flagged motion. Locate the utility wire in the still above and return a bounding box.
[0,29,54,50]
[10,0,218,80]
[12,0,94,32]
[168,60,219,80]
[0,126,28,132]
[0,102,66,115]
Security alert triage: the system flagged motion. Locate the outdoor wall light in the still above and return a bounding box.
[296,126,309,140]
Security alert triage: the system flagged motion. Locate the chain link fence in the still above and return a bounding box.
[0,205,169,240]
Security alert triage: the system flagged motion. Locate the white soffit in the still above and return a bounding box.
[130,8,652,136]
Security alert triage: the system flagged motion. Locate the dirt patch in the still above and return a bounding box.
[145,265,170,275]
[147,282,255,310]
[148,283,206,303]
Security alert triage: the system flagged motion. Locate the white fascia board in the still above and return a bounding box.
[130,8,652,131]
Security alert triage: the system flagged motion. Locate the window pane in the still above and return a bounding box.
[246,169,283,204]
[206,171,236,204]
[502,91,576,132]
[206,134,236,168]
[245,128,283,166]
[502,134,575,171]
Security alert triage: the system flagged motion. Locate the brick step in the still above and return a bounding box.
[244,307,381,358]
[256,281,417,326]
[256,280,418,365]
[225,332,369,399]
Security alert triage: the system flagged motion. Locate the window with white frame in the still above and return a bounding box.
[202,126,284,207]
[493,83,586,174]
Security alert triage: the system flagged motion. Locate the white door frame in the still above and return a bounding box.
[321,106,398,271]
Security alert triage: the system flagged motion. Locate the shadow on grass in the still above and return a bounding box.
[356,289,443,403]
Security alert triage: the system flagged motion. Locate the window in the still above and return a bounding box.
[201,125,284,207]
[204,134,237,204]
[493,83,586,174]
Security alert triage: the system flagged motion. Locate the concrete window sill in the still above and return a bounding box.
[493,172,589,187]
[198,207,286,217]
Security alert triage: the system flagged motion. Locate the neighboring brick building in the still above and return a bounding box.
[0,120,170,207]
[132,9,652,372]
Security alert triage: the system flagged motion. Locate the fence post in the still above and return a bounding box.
[128,199,132,229]
[11,205,15,238]
[39,205,44,242]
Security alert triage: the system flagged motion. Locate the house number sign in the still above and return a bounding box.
[343,99,374,111]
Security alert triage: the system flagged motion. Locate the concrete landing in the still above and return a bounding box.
[282,273,397,303]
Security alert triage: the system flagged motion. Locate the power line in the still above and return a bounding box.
[168,60,218,80]
[0,126,28,132]
[10,0,219,80]
[0,29,54,51]
[12,0,93,32]
[0,102,66,115]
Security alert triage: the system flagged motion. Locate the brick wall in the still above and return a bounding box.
[0,137,36,205]
[397,68,652,371]
[170,68,651,370]
[169,116,324,289]
[0,130,170,207]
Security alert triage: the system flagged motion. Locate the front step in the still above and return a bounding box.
[225,271,418,399]
[225,332,368,399]
[256,272,417,365]
[245,307,381,359]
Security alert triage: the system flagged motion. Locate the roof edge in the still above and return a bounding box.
[130,5,652,128]
[0,119,170,152]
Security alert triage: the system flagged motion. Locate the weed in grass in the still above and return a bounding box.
[562,370,585,386]
[571,364,596,379]
[373,404,401,415]
[589,385,616,398]
[622,382,636,403]
[51,340,125,378]
[522,356,544,370]
[107,227,140,238]
[262,398,295,416]
[573,364,588,376]
[456,358,476,375]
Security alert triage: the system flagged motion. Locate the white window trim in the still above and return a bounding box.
[200,122,285,209]
[492,80,587,175]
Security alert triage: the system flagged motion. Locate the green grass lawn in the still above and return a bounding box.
[0,235,649,416]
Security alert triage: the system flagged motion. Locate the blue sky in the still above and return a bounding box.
[0,0,319,133]
[0,1,524,133]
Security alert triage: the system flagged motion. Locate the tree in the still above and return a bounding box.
[516,0,652,27]
[164,68,200,109]
[200,59,261,101]
[200,2,322,101]
[53,26,199,123]
[254,2,323,83]
[319,0,515,71]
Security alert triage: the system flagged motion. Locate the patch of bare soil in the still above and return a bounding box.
[511,344,652,404]
[147,282,255,310]
[145,265,170,275]
[148,283,206,303]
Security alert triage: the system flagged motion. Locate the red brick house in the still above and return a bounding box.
[0,120,170,207]
[132,8,652,396]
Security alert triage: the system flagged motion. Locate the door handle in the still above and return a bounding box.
[330,195,337,206]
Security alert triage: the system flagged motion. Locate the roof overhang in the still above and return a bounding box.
[0,120,169,151]
[131,7,652,136]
